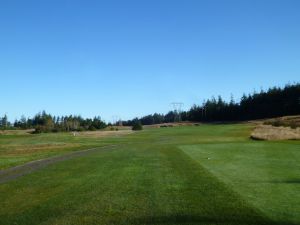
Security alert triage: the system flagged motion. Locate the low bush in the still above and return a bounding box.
[132,122,143,131]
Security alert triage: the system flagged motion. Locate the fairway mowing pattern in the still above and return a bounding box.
[181,142,300,225]
[130,146,275,225]
[0,125,299,225]
[0,144,281,225]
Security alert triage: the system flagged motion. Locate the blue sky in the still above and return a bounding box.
[1,0,300,122]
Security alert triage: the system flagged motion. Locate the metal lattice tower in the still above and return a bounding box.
[112,115,119,126]
[171,102,184,122]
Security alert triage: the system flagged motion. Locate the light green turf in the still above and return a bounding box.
[181,141,300,224]
[0,124,299,225]
[0,132,124,169]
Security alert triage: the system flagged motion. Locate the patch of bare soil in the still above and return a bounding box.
[0,145,117,184]
[251,125,300,140]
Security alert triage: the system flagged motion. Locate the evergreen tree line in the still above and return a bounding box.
[123,83,300,125]
[0,111,107,133]
[1,83,300,131]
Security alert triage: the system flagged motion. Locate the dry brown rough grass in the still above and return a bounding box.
[0,129,33,135]
[75,130,133,138]
[145,122,201,128]
[251,125,300,140]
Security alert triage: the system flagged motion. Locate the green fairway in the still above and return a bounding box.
[0,131,127,169]
[182,142,300,224]
[0,124,299,225]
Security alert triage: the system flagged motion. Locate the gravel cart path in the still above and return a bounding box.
[0,145,117,184]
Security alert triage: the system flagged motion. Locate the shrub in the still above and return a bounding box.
[272,119,282,127]
[88,126,97,131]
[264,118,299,129]
[77,127,84,132]
[32,126,44,134]
[51,128,60,133]
[290,121,298,129]
[132,121,143,131]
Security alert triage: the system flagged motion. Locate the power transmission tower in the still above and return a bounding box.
[171,102,184,122]
[118,118,123,126]
[112,115,119,126]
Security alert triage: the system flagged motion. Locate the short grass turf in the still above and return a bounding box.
[0,132,122,169]
[0,124,299,225]
[181,141,300,224]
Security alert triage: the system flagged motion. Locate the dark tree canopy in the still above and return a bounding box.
[1,83,300,132]
[122,83,300,125]
[1,111,107,133]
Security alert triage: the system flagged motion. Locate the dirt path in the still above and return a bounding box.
[0,145,117,184]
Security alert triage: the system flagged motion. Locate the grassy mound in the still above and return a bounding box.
[251,125,300,140]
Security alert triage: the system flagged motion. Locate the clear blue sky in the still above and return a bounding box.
[1,0,300,122]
